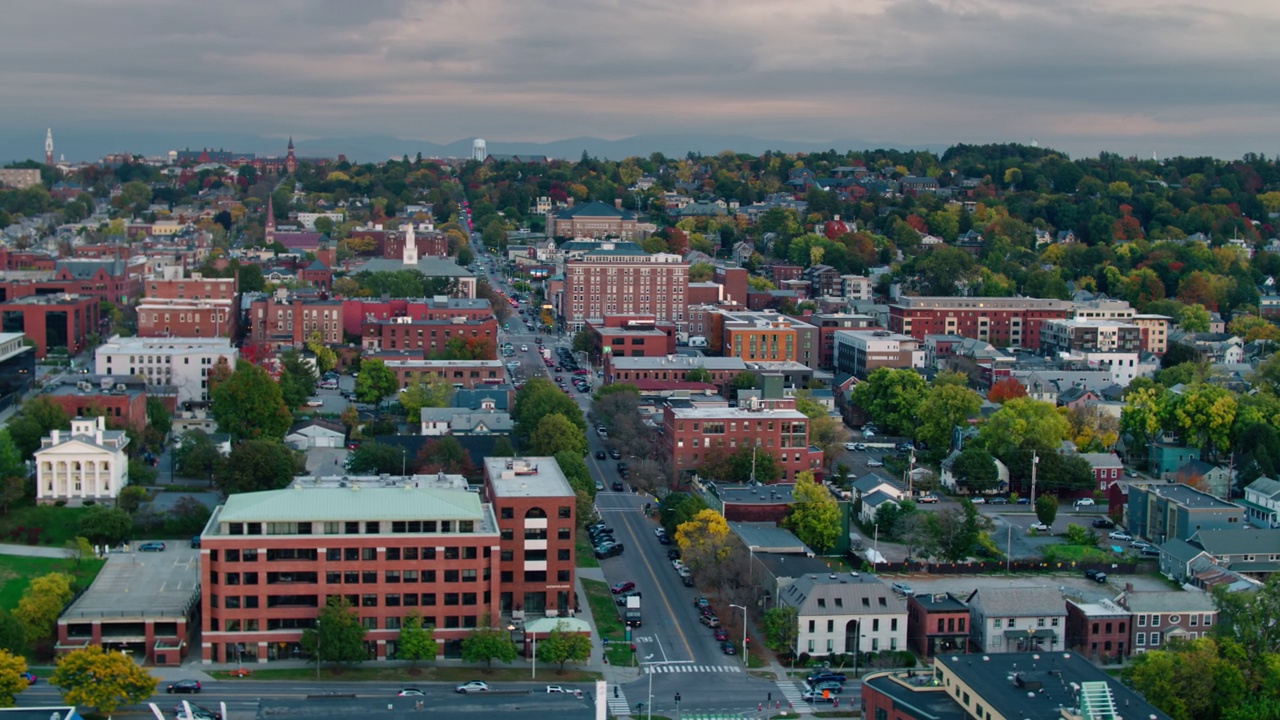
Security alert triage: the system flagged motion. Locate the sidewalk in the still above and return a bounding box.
[0,542,69,558]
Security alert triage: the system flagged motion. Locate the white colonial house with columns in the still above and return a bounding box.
[34,416,130,504]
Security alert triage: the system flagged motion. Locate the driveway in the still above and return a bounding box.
[307,446,352,474]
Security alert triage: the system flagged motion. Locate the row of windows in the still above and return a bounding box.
[1135,613,1212,627]
[224,520,478,536]
[213,614,479,632]
[217,545,486,563]
[992,616,1060,629]
[808,618,899,633]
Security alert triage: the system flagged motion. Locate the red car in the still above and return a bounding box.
[713,628,728,641]
[611,582,636,594]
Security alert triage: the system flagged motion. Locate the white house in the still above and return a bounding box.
[780,573,907,657]
[285,419,345,449]
[35,416,130,505]
[967,586,1066,653]
[1244,477,1280,528]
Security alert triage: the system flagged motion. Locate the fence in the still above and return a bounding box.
[867,559,1140,575]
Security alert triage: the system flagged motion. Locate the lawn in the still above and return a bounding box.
[211,664,602,683]
[580,577,634,666]
[1041,543,1119,564]
[0,502,90,547]
[575,537,599,568]
[0,554,106,612]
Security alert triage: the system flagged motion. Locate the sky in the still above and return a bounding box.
[3,0,1279,161]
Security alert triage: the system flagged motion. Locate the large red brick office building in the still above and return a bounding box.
[198,457,575,664]
[888,296,1074,350]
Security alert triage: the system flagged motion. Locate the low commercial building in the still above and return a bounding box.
[34,416,130,505]
[360,317,498,356]
[381,358,505,389]
[45,376,148,432]
[0,292,100,358]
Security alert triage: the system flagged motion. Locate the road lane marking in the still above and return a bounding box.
[617,499,695,661]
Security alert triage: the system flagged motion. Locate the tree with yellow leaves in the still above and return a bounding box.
[50,645,157,714]
[0,649,29,706]
[675,509,732,574]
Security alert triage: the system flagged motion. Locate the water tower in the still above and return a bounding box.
[472,138,487,162]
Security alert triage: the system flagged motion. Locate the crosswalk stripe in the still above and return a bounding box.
[642,664,744,674]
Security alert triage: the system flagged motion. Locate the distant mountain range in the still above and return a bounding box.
[0,128,950,165]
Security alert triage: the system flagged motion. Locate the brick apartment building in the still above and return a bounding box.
[721,311,801,363]
[833,329,924,378]
[379,358,505,389]
[0,293,100,358]
[605,355,747,389]
[560,243,687,332]
[796,313,880,370]
[244,292,344,348]
[138,298,237,338]
[661,401,824,483]
[481,457,577,616]
[906,592,970,658]
[1042,319,1143,354]
[889,296,1074,350]
[361,317,498,357]
[1065,598,1131,662]
[341,297,493,339]
[586,315,677,360]
[199,461,574,664]
[46,376,149,432]
[711,263,749,305]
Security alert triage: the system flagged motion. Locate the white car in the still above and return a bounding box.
[521,344,529,351]
[1075,498,1095,506]
[867,459,884,467]
[844,442,858,451]
[672,559,686,571]
[1030,522,1051,532]
[455,681,490,694]
[304,398,324,407]
[969,496,986,505]
[1108,530,1133,541]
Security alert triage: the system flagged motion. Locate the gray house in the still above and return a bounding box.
[1127,483,1245,543]
[967,587,1066,653]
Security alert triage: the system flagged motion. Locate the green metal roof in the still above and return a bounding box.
[218,486,485,523]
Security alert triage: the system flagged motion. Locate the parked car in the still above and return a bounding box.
[694,597,709,608]
[867,459,884,467]
[700,615,721,628]
[609,449,622,459]
[891,582,914,596]
[456,681,490,694]
[681,575,695,587]
[1075,498,1096,506]
[1130,540,1154,550]
[854,443,867,451]
[1140,547,1160,557]
[139,541,166,552]
[594,543,624,559]
[1126,469,1139,478]
[844,442,858,451]
[668,548,682,560]
[713,628,728,641]
[1016,497,1031,505]
[1108,531,1133,541]
[989,497,1009,505]
[719,641,736,655]
[917,494,939,503]
[611,481,625,492]
[1030,522,1051,532]
[611,581,636,594]
[595,450,606,460]
[969,496,985,505]
[304,398,324,407]
[167,679,202,694]
[1084,568,1108,583]
[1092,518,1116,529]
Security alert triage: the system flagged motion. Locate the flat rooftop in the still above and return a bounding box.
[485,457,575,498]
[1140,483,1241,510]
[60,543,201,623]
[716,483,796,505]
[668,405,807,420]
[609,355,747,371]
[728,521,809,553]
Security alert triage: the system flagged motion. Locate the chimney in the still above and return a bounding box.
[615,198,622,210]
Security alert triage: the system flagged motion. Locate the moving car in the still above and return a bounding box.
[802,690,837,704]
[891,582,914,596]
[1075,498,1096,506]
[807,671,847,684]
[1084,568,1108,583]
[456,681,491,693]
[397,688,425,696]
[611,481,624,492]
[139,541,166,552]
[867,459,884,467]
[167,679,202,694]
[172,704,221,720]
[808,681,843,695]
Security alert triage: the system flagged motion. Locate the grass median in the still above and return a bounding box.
[581,577,635,667]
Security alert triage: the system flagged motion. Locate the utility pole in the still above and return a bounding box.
[1029,450,1040,506]
[750,443,758,484]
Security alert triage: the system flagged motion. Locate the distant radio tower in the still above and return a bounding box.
[45,128,54,166]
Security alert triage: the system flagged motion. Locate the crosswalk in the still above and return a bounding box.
[774,679,812,714]
[607,686,632,716]
[642,663,743,674]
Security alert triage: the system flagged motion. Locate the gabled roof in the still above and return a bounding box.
[1077,452,1123,470]
[968,587,1064,616]
[1118,590,1216,613]
[781,574,906,617]
[1160,538,1210,566]
[1190,527,1280,556]
[554,201,635,220]
[1246,476,1280,500]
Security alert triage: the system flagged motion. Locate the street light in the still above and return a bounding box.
[730,604,748,668]
[675,692,681,720]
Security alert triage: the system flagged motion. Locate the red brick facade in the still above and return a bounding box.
[361,318,498,358]
[661,402,824,483]
[562,249,688,332]
[889,297,1073,350]
[0,293,100,358]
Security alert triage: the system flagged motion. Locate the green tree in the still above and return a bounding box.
[1123,637,1248,720]
[50,645,157,714]
[305,334,337,374]
[1165,384,1237,458]
[1179,303,1212,332]
[513,378,584,447]
[952,444,999,493]
[0,610,24,655]
[395,611,437,666]
[278,349,318,409]
[7,396,69,458]
[417,436,473,475]
[347,441,406,475]
[460,624,518,670]
[173,429,224,483]
[14,572,73,645]
[659,491,708,536]
[63,536,95,569]
[355,358,399,407]
[761,606,800,653]
[850,368,927,436]
[916,382,982,458]
[731,371,758,391]
[794,391,843,469]
[528,413,587,457]
[783,471,841,553]
[978,397,1069,460]
[1211,574,1280,657]
[490,436,516,457]
[915,245,975,295]
[76,506,132,546]
[686,366,712,383]
[0,649,28,706]
[217,440,300,494]
[928,503,985,561]
[0,430,25,515]
[398,372,454,417]
[145,397,172,438]
[539,621,592,671]
[210,361,292,441]
[1035,495,1059,527]
[300,597,368,667]
[238,263,265,293]
[1063,524,1096,546]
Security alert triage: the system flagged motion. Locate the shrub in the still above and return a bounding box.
[54,500,66,507]
[83,500,95,506]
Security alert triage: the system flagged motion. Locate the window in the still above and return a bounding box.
[558,506,572,519]
[993,618,1001,629]
[1138,614,1146,627]
[1150,632,1161,646]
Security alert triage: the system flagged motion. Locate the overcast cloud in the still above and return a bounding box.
[2,0,1278,159]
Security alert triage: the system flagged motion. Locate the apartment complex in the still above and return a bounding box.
[138,272,239,338]
[832,329,924,378]
[360,317,498,356]
[561,243,687,332]
[94,336,238,406]
[244,292,344,348]
[1042,319,1143,353]
[888,296,1074,349]
[661,401,824,482]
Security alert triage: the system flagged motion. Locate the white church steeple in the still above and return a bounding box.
[401,224,418,266]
